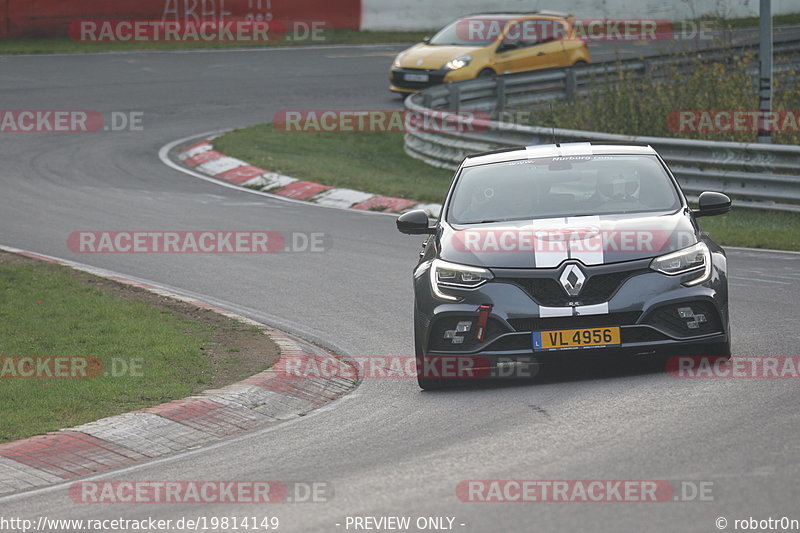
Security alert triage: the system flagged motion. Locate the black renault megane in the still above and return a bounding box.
[397,143,732,389]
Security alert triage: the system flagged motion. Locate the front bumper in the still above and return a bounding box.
[390,67,454,92]
[414,259,729,363]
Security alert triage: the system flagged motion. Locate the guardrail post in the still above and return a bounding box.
[565,69,576,100]
[641,58,651,79]
[447,84,461,112]
[495,77,506,118]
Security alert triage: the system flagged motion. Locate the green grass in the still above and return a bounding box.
[697,207,800,251]
[0,30,428,55]
[0,257,259,443]
[214,124,454,204]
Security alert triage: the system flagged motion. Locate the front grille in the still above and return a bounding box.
[391,68,447,89]
[498,269,647,307]
[507,311,642,332]
[643,301,723,338]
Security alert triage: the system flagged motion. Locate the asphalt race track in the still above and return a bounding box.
[1,34,799,532]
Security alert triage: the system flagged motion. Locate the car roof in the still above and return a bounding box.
[461,143,658,167]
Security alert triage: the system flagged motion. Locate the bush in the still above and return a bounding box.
[526,46,800,145]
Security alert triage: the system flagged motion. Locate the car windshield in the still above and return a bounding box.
[447,154,682,224]
[428,17,513,47]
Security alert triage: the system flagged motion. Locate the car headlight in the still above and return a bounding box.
[393,52,406,68]
[650,242,711,286]
[430,259,493,301]
[444,55,472,71]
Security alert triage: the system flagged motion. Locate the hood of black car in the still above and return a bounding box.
[438,210,698,269]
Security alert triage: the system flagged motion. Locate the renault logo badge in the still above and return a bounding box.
[560,264,586,296]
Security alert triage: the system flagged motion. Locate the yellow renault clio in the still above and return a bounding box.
[390,12,591,94]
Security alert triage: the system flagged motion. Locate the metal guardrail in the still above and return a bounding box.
[404,38,800,212]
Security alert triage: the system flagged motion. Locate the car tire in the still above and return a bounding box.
[477,68,496,79]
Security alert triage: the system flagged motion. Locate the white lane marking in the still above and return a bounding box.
[745,272,800,281]
[729,276,791,285]
[735,269,800,280]
[727,246,800,256]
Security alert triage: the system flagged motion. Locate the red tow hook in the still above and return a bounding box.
[475,305,492,342]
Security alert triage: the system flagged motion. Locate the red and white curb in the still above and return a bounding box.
[0,245,356,496]
[177,138,443,217]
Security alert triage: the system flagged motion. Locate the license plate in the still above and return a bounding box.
[533,327,621,351]
[404,73,429,82]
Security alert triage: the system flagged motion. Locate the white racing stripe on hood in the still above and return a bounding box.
[530,217,569,268]
[558,143,593,156]
[567,215,604,266]
[538,303,609,319]
[530,216,606,268]
[525,145,558,159]
[533,213,611,319]
[539,306,573,318]
[575,303,610,315]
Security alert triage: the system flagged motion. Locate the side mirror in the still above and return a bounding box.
[422,36,431,44]
[695,191,732,217]
[397,210,435,235]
